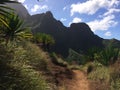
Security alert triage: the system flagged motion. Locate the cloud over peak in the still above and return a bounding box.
[31,4,48,13]
[105,31,112,36]
[69,17,82,26]
[87,15,117,32]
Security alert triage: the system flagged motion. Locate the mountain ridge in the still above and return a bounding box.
[7,3,120,57]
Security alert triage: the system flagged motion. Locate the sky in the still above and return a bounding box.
[17,0,120,40]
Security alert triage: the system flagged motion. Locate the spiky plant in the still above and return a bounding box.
[0,13,32,45]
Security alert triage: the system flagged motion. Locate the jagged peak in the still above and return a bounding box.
[45,11,53,18]
[70,22,89,28]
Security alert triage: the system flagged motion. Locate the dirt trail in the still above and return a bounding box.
[63,70,90,90]
[61,70,109,90]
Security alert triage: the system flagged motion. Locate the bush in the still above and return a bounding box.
[0,64,49,90]
[66,49,86,65]
[50,52,68,67]
[14,41,48,71]
[97,46,119,66]
[86,47,102,61]
[0,42,50,90]
[88,62,110,82]
[110,60,120,90]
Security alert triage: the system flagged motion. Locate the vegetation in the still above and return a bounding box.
[0,1,50,89]
[66,49,86,65]
[33,33,55,51]
[84,46,119,66]
[65,46,120,90]
[50,52,68,67]
[0,1,120,90]
[0,0,17,28]
[0,13,32,45]
[0,42,50,90]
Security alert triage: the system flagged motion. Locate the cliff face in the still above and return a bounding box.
[7,3,120,57]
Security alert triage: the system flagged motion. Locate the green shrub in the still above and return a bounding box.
[88,63,110,82]
[50,52,68,67]
[85,47,102,61]
[97,46,119,66]
[0,64,49,90]
[0,42,50,90]
[110,61,120,90]
[66,49,86,65]
[14,41,48,71]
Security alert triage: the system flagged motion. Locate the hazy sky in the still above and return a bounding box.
[18,0,120,40]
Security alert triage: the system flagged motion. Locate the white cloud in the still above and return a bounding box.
[63,6,67,11]
[70,0,120,16]
[105,31,112,36]
[31,5,40,12]
[17,0,26,3]
[69,17,82,26]
[31,4,48,13]
[60,18,67,22]
[72,17,82,23]
[87,15,118,32]
[103,8,120,16]
[24,4,28,9]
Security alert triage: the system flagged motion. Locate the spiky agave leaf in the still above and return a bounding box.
[1,13,32,44]
[0,0,17,4]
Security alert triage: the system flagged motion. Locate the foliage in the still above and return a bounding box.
[33,33,55,51]
[86,60,120,90]
[0,0,17,27]
[85,47,102,61]
[110,61,120,90]
[50,52,68,67]
[85,46,119,66]
[66,49,86,65]
[0,42,50,90]
[95,46,119,66]
[0,2,50,89]
[14,41,49,71]
[0,13,32,45]
[0,0,17,4]
[88,63,110,82]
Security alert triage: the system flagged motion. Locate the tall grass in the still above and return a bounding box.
[0,41,50,90]
[110,60,120,90]
[14,41,49,71]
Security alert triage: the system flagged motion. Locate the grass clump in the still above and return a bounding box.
[50,52,68,67]
[110,60,120,90]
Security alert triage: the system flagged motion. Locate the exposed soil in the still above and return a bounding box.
[45,57,109,90]
[58,70,109,90]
